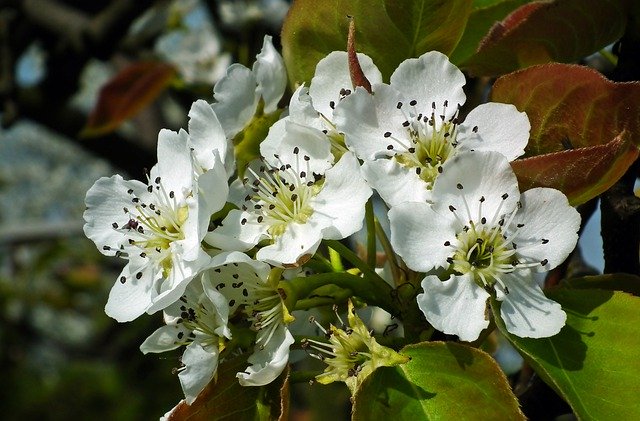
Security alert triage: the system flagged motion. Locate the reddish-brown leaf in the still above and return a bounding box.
[460,0,629,76]
[492,63,640,204]
[510,132,638,205]
[81,61,177,137]
[168,356,289,421]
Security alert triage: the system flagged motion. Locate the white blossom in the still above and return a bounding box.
[335,51,530,207]
[140,279,230,404]
[262,51,382,159]
[211,35,287,139]
[83,129,227,322]
[208,123,371,267]
[389,151,580,340]
[155,24,231,86]
[202,252,295,386]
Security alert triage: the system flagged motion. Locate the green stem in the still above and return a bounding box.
[295,289,353,311]
[328,247,344,272]
[281,271,397,315]
[374,217,405,287]
[365,199,376,269]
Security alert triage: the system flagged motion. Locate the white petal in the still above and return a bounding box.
[309,51,382,120]
[147,250,210,314]
[261,121,333,174]
[179,343,218,404]
[237,325,294,386]
[196,153,230,233]
[390,51,466,117]
[313,152,372,239]
[105,262,156,322]
[140,325,188,353]
[201,277,232,339]
[188,99,234,175]
[456,103,529,160]
[362,159,431,207]
[253,35,287,113]
[335,84,409,161]
[512,188,580,271]
[212,63,258,137]
[83,175,148,255]
[288,85,324,128]
[208,250,272,280]
[498,271,567,338]
[206,209,267,251]
[156,128,194,196]
[388,202,453,272]
[417,274,491,342]
[257,221,323,267]
[432,151,520,221]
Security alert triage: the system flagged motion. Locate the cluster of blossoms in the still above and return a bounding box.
[84,35,580,408]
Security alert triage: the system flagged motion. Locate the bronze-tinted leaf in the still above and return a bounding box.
[492,63,640,204]
[81,61,177,137]
[168,356,289,421]
[460,0,629,76]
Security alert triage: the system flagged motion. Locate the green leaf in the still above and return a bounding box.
[563,273,640,296]
[281,0,473,86]
[450,0,530,65]
[81,61,177,137]
[352,342,524,420]
[460,0,630,76]
[491,63,640,205]
[494,288,640,420]
[167,356,289,421]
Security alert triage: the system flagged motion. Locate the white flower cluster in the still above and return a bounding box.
[84,36,580,404]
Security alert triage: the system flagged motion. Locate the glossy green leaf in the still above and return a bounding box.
[492,64,640,205]
[563,273,640,296]
[352,342,524,420]
[167,356,289,421]
[450,0,529,65]
[494,288,640,420]
[81,61,177,137]
[460,0,629,76]
[281,0,473,86]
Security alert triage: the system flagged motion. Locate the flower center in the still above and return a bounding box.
[177,294,225,349]
[118,177,189,275]
[387,100,461,189]
[242,150,324,237]
[208,264,292,351]
[246,285,288,349]
[449,222,517,288]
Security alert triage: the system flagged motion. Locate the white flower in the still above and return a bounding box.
[388,151,580,340]
[262,51,382,159]
[211,35,287,139]
[202,252,295,386]
[217,0,289,30]
[335,51,530,207]
[140,279,230,404]
[83,129,227,322]
[155,24,231,86]
[208,123,372,267]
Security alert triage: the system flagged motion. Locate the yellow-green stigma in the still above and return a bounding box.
[241,149,324,238]
[387,99,462,189]
[302,301,409,395]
